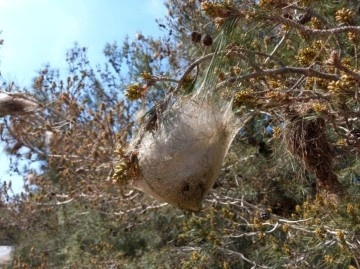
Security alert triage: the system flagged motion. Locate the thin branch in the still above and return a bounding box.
[327,50,360,82]
[216,66,339,90]
[4,118,46,156]
[174,53,220,92]
[278,218,313,224]
[218,247,270,269]
[265,33,287,64]
[113,202,168,215]
[34,198,74,206]
[265,222,279,234]
[227,48,286,67]
[151,49,287,93]
[273,15,360,36]
[144,75,180,86]
[310,26,360,36]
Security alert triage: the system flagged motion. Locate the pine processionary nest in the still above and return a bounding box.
[0,92,39,117]
[119,95,247,211]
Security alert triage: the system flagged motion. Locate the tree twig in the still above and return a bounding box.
[273,15,360,36]
[218,247,270,269]
[216,66,339,90]
[174,53,221,93]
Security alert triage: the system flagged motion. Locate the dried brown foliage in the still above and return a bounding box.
[284,113,343,196]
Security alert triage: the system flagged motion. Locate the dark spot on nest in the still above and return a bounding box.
[196,182,205,193]
[182,183,190,193]
[2,100,25,113]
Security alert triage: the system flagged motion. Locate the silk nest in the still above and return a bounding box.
[124,93,248,211]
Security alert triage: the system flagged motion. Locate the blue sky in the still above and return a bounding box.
[0,0,167,192]
[0,0,166,84]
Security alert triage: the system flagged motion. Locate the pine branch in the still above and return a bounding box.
[327,50,360,82]
[216,66,339,90]
[174,53,218,93]
[218,247,270,269]
[273,15,360,36]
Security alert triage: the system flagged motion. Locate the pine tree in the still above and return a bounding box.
[0,0,359,268]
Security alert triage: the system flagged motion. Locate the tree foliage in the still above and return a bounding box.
[0,0,359,268]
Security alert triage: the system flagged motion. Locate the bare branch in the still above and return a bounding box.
[216,66,339,90]
[327,50,360,82]
[218,247,270,269]
[273,15,360,36]
[174,53,220,92]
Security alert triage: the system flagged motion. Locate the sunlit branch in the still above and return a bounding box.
[218,247,270,269]
[216,66,339,90]
[327,50,360,82]
[34,198,74,206]
[174,53,220,92]
[273,15,360,36]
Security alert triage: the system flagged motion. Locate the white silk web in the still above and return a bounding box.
[127,93,248,211]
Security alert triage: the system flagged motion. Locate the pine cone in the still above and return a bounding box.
[201,34,213,46]
[190,31,202,43]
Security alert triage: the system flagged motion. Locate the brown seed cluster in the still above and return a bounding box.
[258,0,288,9]
[125,84,146,100]
[233,89,254,106]
[201,1,232,18]
[335,8,356,25]
[327,75,357,94]
[296,47,318,66]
